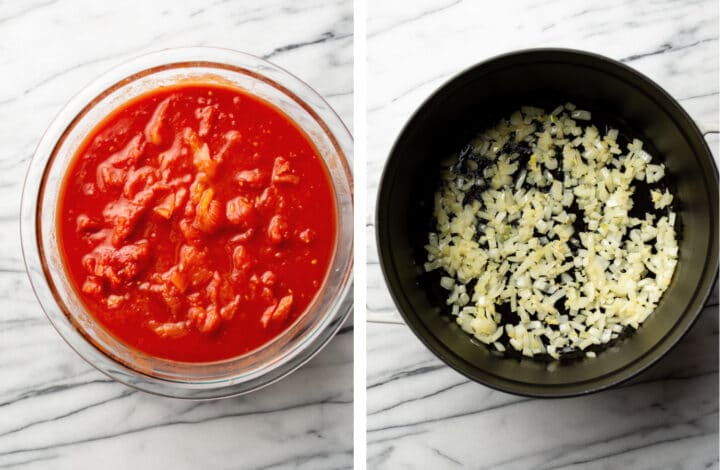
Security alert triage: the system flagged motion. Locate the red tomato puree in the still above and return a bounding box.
[58,84,336,362]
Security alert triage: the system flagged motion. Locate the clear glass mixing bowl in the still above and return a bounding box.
[20,47,354,399]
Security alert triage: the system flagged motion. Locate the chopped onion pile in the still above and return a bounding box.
[424,104,678,359]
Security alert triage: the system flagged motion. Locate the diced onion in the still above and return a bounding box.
[425,103,678,360]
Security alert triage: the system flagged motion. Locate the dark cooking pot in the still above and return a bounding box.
[376,48,718,397]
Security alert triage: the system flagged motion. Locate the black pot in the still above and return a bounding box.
[375,48,718,397]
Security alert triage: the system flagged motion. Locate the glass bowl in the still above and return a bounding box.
[20,47,353,399]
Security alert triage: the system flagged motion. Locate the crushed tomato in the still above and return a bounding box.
[58,84,336,362]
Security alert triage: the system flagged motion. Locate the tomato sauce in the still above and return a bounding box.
[58,84,336,362]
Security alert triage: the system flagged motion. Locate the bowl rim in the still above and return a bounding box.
[376,47,719,398]
[21,46,354,399]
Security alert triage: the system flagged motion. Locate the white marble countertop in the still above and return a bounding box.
[366,0,719,468]
[0,1,353,469]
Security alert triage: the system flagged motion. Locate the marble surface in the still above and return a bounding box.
[0,1,352,469]
[366,0,719,468]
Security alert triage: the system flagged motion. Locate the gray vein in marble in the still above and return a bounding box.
[0,454,59,470]
[680,91,720,102]
[368,379,467,416]
[368,396,535,434]
[537,432,716,470]
[431,447,463,466]
[0,389,137,441]
[621,37,719,62]
[368,0,463,38]
[0,267,24,273]
[0,377,115,408]
[1,399,352,457]
[263,30,352,60]
[254,451,353,470]
[366,70,448,114]
[0,0,57,26]
[191,1,264,19]
[368,363,444,389]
